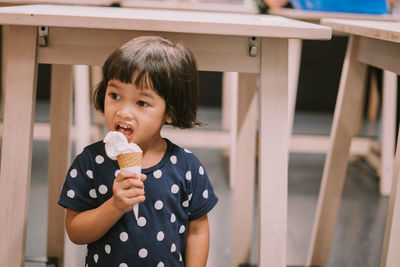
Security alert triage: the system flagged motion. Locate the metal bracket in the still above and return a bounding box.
[248,36,259,57]
[38,26,48,47]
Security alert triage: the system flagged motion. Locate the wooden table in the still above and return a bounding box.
[0,4,331,267]
[269,8,399,196]
[308,18,400,267]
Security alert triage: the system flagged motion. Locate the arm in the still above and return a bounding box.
[264,0,289,8]
[66,172,146,244]
[185,214,210,267]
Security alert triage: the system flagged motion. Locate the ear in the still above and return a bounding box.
[165,113,172,124]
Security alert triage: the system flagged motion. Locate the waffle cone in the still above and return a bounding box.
[117,152,142,168]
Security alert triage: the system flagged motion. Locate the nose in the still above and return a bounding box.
[116,103,135,120]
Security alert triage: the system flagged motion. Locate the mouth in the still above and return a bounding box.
[115,122,134,141]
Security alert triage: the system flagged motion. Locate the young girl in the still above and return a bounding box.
[58,36,218,266]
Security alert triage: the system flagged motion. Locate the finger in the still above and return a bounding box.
[115,171,140,182]
[116,178,144,190]
[140,174,147,182]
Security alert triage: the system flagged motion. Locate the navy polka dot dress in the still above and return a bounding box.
[58,139,218,266]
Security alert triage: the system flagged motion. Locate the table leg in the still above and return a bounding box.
[223,72,238,188]
[288,39,302,135]
[0,25,38,267]
[380,71,397,196]
[232,73,257,266]
[73,65,91,154]
[307,36,368,267]
[381,120,400,266]
[258,37,289,267]
[47,65,73,267]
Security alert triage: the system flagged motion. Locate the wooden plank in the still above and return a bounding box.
[0,25,38,267]
[322,19,400,43]
[381,121,400,266]
[37,27,260,73]
[0,4,332,39]
[47,64,72,267]
[259,37,288,267]
[380,71,397,196]
[356,36,400,75]
[232,73,257,266]
[121,0,258,14]
[307,36,368,267]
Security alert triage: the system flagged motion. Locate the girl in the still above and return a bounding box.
[58,36,218,266]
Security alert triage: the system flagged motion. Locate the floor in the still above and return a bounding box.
[23,101,388,267]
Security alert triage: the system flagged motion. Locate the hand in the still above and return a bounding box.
[111,171,147,213]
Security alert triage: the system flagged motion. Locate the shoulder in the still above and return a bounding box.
[166,139,203,167]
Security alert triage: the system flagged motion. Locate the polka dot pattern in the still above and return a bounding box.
[120,232,128,242]
[157,231,165,241]
[59,140,218,266]
[67,190,75,199]
[170,213,176,223]
[154,200,163,210]
[70,169,77,178]
[171,184,179,194]
[138,248,148,258]
[203,189,209,199]
[98,185,108,195]
[86,170,93,179]
[137,217,147,227]
[89,189,97,199]
[95,155,104,164]
[153,169,162,179]
[170,155,177,164]
[105,244,111,254]
[199,166,204,175]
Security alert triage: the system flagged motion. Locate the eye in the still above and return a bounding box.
[137,100,148,107]
[110,92,120,100]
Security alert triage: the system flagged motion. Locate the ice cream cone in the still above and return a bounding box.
[117,152,142,220]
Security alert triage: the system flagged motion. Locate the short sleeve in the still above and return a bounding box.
[188,163,218,221]
[58,149,99,212]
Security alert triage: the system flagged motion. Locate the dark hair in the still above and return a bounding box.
[93,36,202,129]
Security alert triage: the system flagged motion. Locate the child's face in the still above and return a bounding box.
[104,79,171,148]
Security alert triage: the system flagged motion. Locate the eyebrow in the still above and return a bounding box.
[107,81,121,89]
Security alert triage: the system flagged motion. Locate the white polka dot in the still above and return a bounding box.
[184,148,192,153]
[70,169,77,178]
[138,248,148,258]
[86,170,93,179]
[170,213,176,223]
[95,155,104,164]
[170,155,177,164]
[199,166,205,175]
[119,264,128,267]
[157,262,164,267]
[115,169,121,177]
[137,217,146,227]
[188,193,193,201]
[171,184,179,194]
[203,189,209,199]
[120,232,128,242]
[179,253,182,262]
[67,190,75,199]
[157,231,165,241]
[105,244,111,254]
[93,254,98,263]
[153,169,162,179]
[154,200,163,210]
[182,200,189,208]
[98,185,108,195]
[171,243,176,252]
[89,189,97,198]
[179,225,185,234]
[185,171,192,181]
